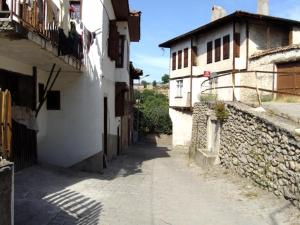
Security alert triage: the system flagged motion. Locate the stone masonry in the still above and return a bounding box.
[191,102,300,208]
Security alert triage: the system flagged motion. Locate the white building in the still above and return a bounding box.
[0,0,141,172]
[159,2,300,148]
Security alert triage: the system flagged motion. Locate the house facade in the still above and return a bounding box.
[0,0,141,172]
[159,4,300,147]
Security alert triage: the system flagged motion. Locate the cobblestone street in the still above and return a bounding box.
[15,143,300,225]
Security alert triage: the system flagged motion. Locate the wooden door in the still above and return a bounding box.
[277,61,300,94]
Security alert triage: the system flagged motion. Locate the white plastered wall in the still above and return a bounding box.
[169,108,192,147]
[37,0,122,167]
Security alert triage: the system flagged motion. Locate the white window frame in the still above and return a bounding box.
[176,80,183,97]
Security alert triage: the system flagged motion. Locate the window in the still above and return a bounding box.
[172,52,176,70]
[176,80,183,97]
[108,20,119,61]
[215,38,221,62]
[192,46,198,66]
[69,1,81,20]
[178,50,182,69]
[234,33,240,58]
[223,35,230,60]
[47,91,61,110]
[184,48,189,68]
[207,41,213,64]
[38,83,45,103]
[116,35,125,68]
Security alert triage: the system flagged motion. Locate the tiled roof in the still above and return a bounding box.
[250,44,300,59]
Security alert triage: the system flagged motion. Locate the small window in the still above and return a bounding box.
[178,50,182,69]
[172,52,176,70]
[207,41,213,64]
[184,48,189,68]
[176,80,183,97]
[69,1,81,20]
[234,33,240,58]
[47,91,61,110]
[38,83,45,103]
[215,38,221,62]
[223,35,230,60]
[116,35,125,68]
[192,46,198,66]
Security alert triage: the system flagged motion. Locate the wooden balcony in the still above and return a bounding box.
[0,0,83,69]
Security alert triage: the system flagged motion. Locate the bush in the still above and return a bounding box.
[134,90,172,135]
[214,101,229,122]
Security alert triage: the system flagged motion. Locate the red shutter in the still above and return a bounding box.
[215,38,221,62]
[207,41,213,64]
[223,35,230,60]
[178,50,182,69]
[184,48,188,68]
[172,52,176,70]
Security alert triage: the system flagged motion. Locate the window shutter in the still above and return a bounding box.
[223,35,230,60]
[116,35,125,68]
[207,41,213,64]
[234,33,240,58]
[108,20,118,60]
[172,52,176,70]
[215,38,221,62]
[178,50,182,69]
[192,46,198,66]
[184,48,188,68]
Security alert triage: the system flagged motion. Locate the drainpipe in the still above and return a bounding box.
[232,20,236,101]
[190,38,193,111]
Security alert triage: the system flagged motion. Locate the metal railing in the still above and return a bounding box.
[201,70,300,103]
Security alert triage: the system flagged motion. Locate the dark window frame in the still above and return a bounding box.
[234,33,241,58]
[215,38,221,62]
[47,90,61,110]
[207,41,213,64]
[116,35,125,68]
[172,52,177,70]
[184,48,189,68]
[178,50,182,69]
[223,35,230,60]
[192,46,198,66]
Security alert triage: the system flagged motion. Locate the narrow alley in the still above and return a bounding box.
[15,143,300,225]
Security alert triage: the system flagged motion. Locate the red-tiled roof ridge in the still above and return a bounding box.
[250,44,300,59]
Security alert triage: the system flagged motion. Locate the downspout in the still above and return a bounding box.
[190,38,193,111]
[232,20,236,101]
[246,20,249,71]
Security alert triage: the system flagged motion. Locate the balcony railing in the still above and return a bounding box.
[0,0,83,62]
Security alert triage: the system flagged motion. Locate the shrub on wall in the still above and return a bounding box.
[214,101,229,122]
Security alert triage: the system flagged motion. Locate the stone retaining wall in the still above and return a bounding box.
[191,102,300,208]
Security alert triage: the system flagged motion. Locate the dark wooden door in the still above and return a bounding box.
[277,62,300,94]
[103,97,108,156]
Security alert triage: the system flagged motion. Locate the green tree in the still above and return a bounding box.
[134,90,172,135]
[141,80,148,88]
[161,74,169,84]
[152,80,157,87]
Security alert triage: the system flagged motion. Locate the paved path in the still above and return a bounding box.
[15,144,300,225]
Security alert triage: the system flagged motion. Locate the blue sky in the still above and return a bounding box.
[129,0,300,82]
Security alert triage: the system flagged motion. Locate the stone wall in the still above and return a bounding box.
[0,160,13,225]
[191,102,300,208]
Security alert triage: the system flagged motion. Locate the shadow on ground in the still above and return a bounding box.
[14,143,171,225]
